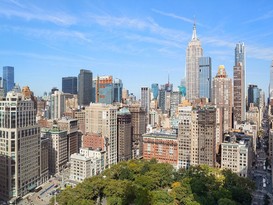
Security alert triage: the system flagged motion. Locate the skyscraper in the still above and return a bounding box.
[186,23,203,101]
[158,88,166,112]
[141,87,150,113]
[117,107,132,162]
[151,83,159,100]
[3,66,14,95]
[62,77,77,94]
[233,62,245,123]
[95,76,114,104]
[234,42,246,122]
[247,84,260,109]
[212,65,233,151]
[113,78,123,103]
[235,42,246,69]
[85,103,118,166]
[129,104,146,159]
[0,91,41,201]
[212,65,233,131]
[78,69,93,106]
[199,57,212,101]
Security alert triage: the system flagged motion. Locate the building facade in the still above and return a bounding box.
[233,62,246,123]
[221,134,252,178]
[234,42,246,123]
[129,104,146,158]
[141,87,150,113]
[247,84,260,110]
[82,133,105,150]
[50,91,74,119]
[3,66,14,95]
[143,130,178,168]
[0,91,41,201]
[212,65,233,136]
[186,23,203,101]
[177,105,193,169]
[41,126,68,175]
[199,57,212,101]
[177,105,216,169]
[78,69,93,106]
[62,77,77,94]
[85,103,117,166]
[113,78,123,103]
[69,153,96,182]
[117,108,132,162]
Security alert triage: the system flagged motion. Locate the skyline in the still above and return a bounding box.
[0,0,272,97]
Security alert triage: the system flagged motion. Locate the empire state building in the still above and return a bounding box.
[186,23,203,101]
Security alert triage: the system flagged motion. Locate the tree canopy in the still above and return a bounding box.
[52,159,255,205]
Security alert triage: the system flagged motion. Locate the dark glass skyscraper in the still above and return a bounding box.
[3,66,14,95]
[62,77,77,94]
[199,57,212,101]
[113,78,123,103]
[247,84,259,109]
[78,69,93,106]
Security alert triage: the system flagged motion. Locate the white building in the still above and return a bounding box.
[69,153,96,182]
[221,135,252,177]
[79,147,106,173]
[50,90,74,119]
[234,121,257,153]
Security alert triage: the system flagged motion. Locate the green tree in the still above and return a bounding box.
[134,174,159,190]
[134,186,151,205]
[150,190,174,205]
[218,198,237,205]
[54,160,256,205]
[103,179,134,204]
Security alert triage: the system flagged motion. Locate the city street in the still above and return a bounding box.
[17,178,61,205]
[252,108,272,205]
[16,167,71,205]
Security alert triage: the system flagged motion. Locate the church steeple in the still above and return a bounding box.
[191,21,198,40]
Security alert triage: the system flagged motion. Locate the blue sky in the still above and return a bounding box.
[0,0,272,97]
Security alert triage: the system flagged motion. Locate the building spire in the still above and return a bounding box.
[191,19,197,40]
[216,65,227,78]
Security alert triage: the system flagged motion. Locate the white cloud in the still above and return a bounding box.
[152,9,193,24]
[0,2,77,26]
[88,14,188,46]
[152,8,206,27]
[244,10,273,23]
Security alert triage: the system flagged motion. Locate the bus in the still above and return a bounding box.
[34,186,43,193]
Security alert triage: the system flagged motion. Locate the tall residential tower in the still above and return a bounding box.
[234,43,246,123]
